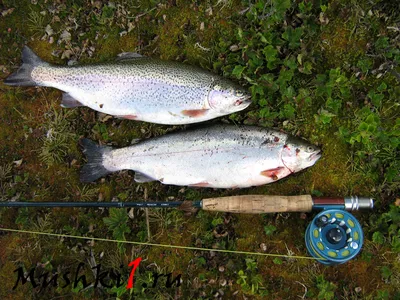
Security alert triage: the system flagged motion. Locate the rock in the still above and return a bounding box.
[45,24,54,36]
[61,49,73,60]
[59,30,71,44]
[230,45,239,52]
[260,243,267,252]
[2,8,15,17]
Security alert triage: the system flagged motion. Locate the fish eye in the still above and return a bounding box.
[307,146,314,152]
[235,90,244,97]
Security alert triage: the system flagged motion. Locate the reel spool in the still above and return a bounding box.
[305,209,363,265]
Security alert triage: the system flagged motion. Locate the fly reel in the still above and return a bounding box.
[305,204,367,265]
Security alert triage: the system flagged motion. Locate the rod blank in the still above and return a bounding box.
[0,201,186,208]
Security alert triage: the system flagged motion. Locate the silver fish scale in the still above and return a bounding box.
[103,125,290,188]
[35,59,213,103]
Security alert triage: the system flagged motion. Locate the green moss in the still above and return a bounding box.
[93,35,139,62]
[0,260,30,298]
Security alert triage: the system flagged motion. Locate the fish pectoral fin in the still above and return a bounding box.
[61,93,84,108]
[181,109,209,117]
[260,167,285,180]
[116,52,144,61]
[134,172,156,183]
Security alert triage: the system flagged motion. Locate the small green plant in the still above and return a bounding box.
[148,209,185,238]
[27,9,47,37]
[370,205,400,253]
[315,275,337,300]
[103,208,131,251]
[264,224,277,236]
[29,214,54,251]
[32,213,53,233]
[236,258,268,296]
[65,184,99,201]
[272,257,283,265]
[92,123,110,142]
[39,107,75,166]
[39,133,70,165]
[0,163,12,182]
[0,163,13,201]
[15,207,30,227]
[381,266,392,283]
[375,289,390,300]
[211,216,223,227]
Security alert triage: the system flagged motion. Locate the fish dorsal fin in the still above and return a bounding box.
[61,93,84,108]
[116,52,144,61]
[134,172,156,183]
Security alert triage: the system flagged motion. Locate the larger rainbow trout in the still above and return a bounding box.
[80,124,321,188]
[4,47,251,125]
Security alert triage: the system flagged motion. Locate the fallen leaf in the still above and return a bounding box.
[1,8,15,17]
[13,159,23,167]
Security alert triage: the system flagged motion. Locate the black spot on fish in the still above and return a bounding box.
[261,139,272,146]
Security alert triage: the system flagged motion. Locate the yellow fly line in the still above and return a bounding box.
[0,228,325,260]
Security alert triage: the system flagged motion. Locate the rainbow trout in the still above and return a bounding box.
[4,47,251,125]
[80,124,321,188]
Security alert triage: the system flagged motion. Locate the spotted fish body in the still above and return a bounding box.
[4,47,251,125]
[80,124,321,188]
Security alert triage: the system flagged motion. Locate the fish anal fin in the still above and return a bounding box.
[260,167,285,180]
[181,109,208,117]
[134,172,156,183]
[61,93,84,108]
[116,114,138,120]
[189,181,210,188]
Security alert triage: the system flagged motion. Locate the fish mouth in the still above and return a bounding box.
[309,150,322,162]
[234,96,252,107]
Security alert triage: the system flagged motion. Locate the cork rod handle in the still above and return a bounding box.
[201,195,313,214]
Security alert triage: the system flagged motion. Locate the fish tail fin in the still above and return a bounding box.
[80,139,113,183]
[3,46,48,86]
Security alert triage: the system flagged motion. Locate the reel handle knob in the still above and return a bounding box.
[315,215,329,227]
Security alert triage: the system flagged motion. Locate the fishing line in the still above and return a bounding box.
[0,228,324,261]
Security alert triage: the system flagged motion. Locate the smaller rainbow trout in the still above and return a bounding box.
[80,124,321,188]
[4,47,251,125]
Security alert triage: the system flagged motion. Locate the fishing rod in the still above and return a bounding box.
[1,195,373,265]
